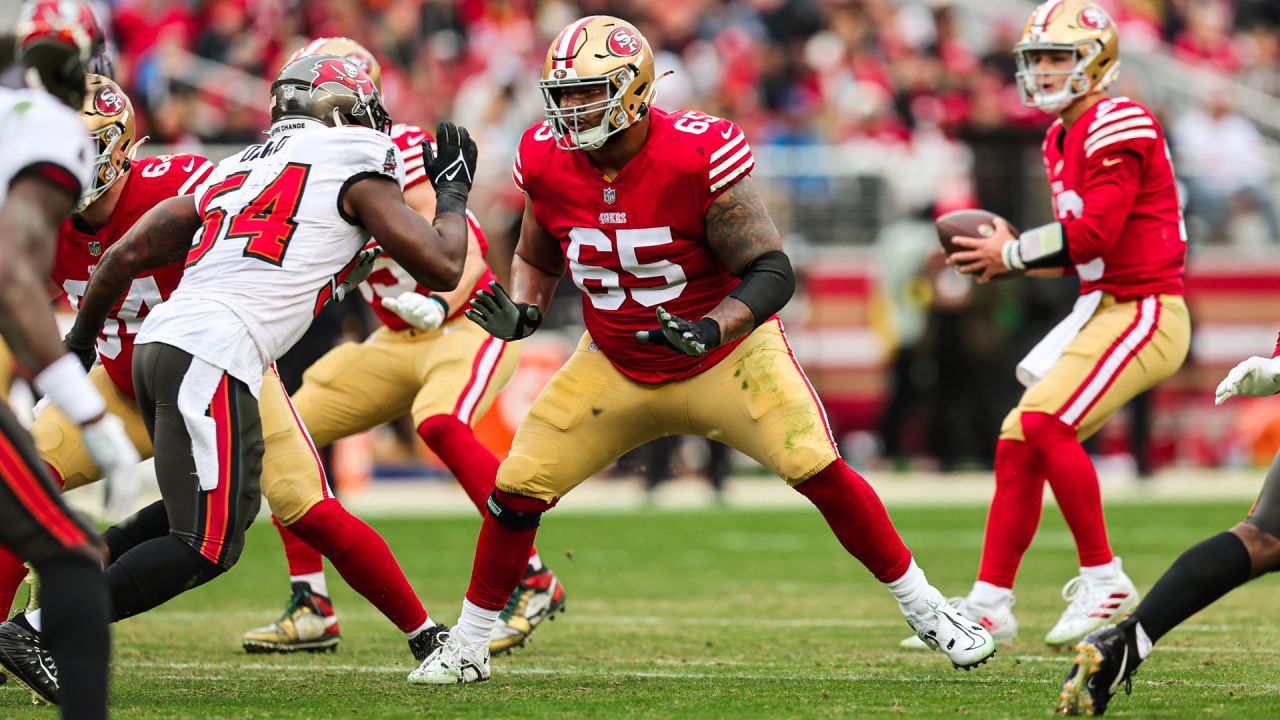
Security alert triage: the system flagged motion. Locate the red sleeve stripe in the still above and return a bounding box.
[405,167,426,186]
[711,156,754,193]
[513,160,525,189]
[1087,106,1146,133]
[402,144,424,162]
[1086,128,1157,157]
[177,160,214,196]
[710,131,746,163]
[1086,116,1154,148]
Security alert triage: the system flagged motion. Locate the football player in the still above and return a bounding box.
[242,38,564,657]
[0,73,454,692]
[410,16,995,685]
[0,3,137,718]
[907,0,1190,650]
[0,54,475,700]
[1055,354,1280,715]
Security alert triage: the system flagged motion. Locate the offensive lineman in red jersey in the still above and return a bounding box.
[410,16,996,685]
[917,0,1191,652]
[0,76,457,706]
[242,38,563,656]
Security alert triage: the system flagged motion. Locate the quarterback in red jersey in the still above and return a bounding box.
[922,0,1191,652]
[410,16,995,685]
[0,77,453,692]
[243,37,564,657]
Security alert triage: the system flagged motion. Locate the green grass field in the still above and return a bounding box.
[5,499,1280,719]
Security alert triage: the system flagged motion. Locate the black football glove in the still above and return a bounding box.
[635,307,721,358]
[64,330,97,371]
[424,121,478,217]
[465,281,542,341]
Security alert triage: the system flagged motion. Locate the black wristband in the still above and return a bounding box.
[729,251,794,328]
[694,317,721,348]
[427,294,450,316]
[435,184,469,218]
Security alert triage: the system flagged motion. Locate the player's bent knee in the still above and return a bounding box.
[486,489,552,531]
[1234,522,1280,574]
[1020,411,1073,444]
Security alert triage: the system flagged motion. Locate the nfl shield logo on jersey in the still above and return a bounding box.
[88,241,103,257]
[603,187,616,205]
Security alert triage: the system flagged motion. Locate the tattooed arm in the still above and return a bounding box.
[702,176,793,346]
[67,194,200,347]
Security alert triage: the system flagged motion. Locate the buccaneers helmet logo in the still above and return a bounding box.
[93,86,124,115]
[308,58,373,97]
[606,27,641,58]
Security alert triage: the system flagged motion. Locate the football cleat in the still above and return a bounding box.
[1058,622,1142,716]
[0,615,58,705]
[408,623,450,662]
[899,595,1017,650]
[903,595,997,670]
[408,628,490,685]
[1045,560,1138,648]
[242,585,342,654]
[489,564,566,655]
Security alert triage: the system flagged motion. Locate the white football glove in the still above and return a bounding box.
[1215,356,1280,405]
[381,292,448,331]
[80,413,141,521]
[334,242,384,302]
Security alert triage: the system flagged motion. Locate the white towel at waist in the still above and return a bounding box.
[1015,290,1103,388]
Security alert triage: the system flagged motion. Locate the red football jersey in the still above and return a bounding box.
[362,122,496,330]
[514,108,756,384]
[1042,97,1186,300]
[53,153,213,397]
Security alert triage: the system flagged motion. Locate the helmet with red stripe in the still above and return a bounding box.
[1014,0,1120,112]
[15,0,107,108]
[540,16,657,151]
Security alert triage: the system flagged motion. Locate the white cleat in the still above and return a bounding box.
[1044,558,1139,648]
[903,595,997,669]
[408,628,490,685]
[899,595,1017,650]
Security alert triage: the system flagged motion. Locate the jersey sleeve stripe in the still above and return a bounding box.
[177,161,214,196]
[513,161,525,187]
[710,131,746,163]
[1085,129,1158,157]
[405,167,426,185]
[710,156,754,192]
[1086,117,1154,149]
[1087,106,1146,133]
[710,143,752,181]
[401,145,424,161]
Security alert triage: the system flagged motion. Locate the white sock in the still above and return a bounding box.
[455,599,500,647]
[1134,621,1154,660]
[527,553,544,572]
[1079,559,1118,582]
[969,581,1013,608]
[405,616,436,640]
[885,559,933,614]
[26,608,41,632]
[292,571,328,597]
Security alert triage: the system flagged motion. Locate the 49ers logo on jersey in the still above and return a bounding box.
[1078,7,1111,30]
[308,58,373,97]
[606,27,641,57]
[93,85,124,116]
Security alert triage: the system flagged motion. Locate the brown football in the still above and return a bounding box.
[935,209,1025,279]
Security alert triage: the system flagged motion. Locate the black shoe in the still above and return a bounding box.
[1058,621,1142,716]
[0,615,59,705]
[408,623,450,662]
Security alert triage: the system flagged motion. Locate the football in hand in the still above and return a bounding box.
[934,209,1025,278]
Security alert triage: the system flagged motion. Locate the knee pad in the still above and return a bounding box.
[486,489,552,531]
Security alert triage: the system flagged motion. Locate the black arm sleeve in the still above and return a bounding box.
[729,250,795,327]
[1016,221,1074,269]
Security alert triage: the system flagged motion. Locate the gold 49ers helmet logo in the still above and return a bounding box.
[606,27,641,57]
[308,58,373,97]
[93,85,124,116]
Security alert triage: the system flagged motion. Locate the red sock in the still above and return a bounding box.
[1022,411,1113,568]
[793,460,912,583]
[418,415,541,564]
[286,498,428,633]
[977,438,1046,588]
[0,545,29,615]
[272,515,325,577]
[465,489,552,611]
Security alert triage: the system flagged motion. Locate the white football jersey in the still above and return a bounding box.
[0,87,93,209]
[137,121,405,391]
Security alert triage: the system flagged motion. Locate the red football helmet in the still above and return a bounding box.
[15,0,108,107]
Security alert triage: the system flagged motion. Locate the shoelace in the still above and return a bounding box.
[431,629,474,668]
[276,590,311,623]
[1060,576,1094,612]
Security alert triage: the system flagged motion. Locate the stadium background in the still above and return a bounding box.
[48,0,1280,495]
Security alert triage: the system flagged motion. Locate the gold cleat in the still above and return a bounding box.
[242,587,341,654]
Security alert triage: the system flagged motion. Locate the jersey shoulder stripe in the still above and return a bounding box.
[702,117,754,195]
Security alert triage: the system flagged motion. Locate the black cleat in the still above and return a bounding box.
[408,623,450,662]
[1058,621,1142,716]
[0,616,58,705]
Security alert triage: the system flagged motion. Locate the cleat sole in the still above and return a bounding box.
[242,638,340,654]
[952,649,996,671]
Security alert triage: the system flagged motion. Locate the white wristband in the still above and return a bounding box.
[1002,240,1026,270]
[35,354,106,425]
